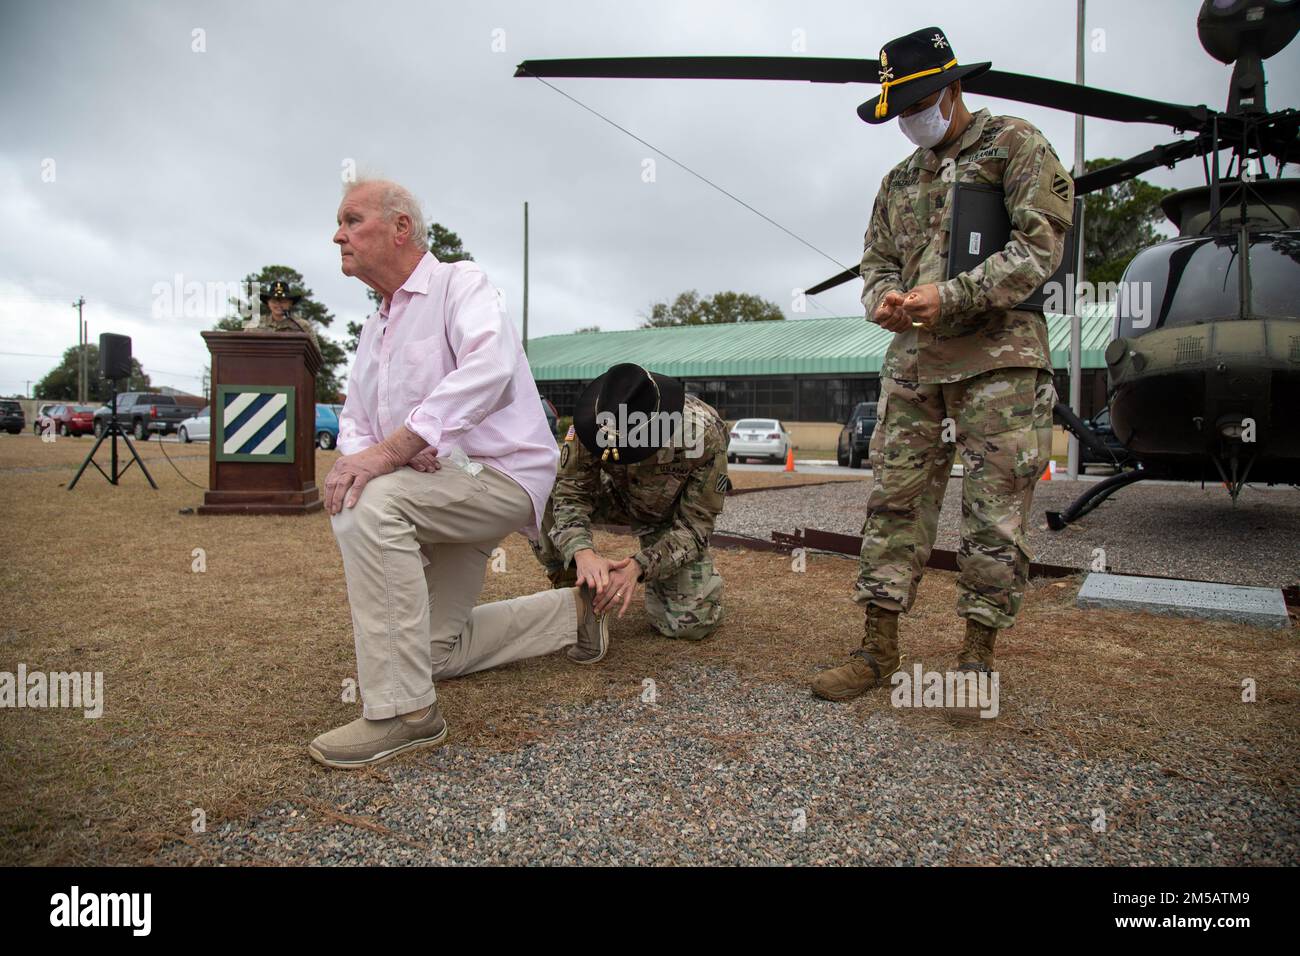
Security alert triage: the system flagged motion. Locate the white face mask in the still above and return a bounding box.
[898,88,953,149]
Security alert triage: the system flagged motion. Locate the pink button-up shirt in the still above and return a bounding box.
[338,253,558,540]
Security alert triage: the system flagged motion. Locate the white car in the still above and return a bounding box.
[177,406,210,443]
[727,418,793,464]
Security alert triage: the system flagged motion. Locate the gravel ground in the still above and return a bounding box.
[160,664,1298,866]
[717,477,1300,587]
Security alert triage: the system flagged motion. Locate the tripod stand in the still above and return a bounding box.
[67,384,157,490]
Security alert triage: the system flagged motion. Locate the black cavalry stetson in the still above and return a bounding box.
[857,27,990,124]
[259,279,304,303]
[573,363,686,465]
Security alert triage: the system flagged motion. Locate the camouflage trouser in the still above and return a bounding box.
[531,494,724,641]
[855,368,1055,629]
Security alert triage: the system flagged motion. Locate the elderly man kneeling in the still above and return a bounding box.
[310,179,607,769]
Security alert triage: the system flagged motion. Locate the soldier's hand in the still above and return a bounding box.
[573,548,615,596]
[901,284,940,326]
[406,447,443,473]
[595,558,640,618]
[873,290,912,333]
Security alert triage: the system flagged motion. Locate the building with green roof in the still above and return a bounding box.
[528,308,1114,425]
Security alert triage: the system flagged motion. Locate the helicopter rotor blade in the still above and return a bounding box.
[964,72,1213,131]
[1074,134,1216,194]
[515,57,879,84]
[516,58,1217,132]
[806,133,1218,298]
[805,268,860,296]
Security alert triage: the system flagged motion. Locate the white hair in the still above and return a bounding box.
[343,176,427,246]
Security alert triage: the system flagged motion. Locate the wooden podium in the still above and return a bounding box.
[199,330,324,515]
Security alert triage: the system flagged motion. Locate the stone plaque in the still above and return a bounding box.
[1076,573,1291,630]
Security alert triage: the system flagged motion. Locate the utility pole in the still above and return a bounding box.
[72,296,86,403]
[522,201,530,356]
[1068,0,1086,481]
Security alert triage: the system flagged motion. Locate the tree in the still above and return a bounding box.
[1082,158,1177,285]
[640,290,784,328]
[345,223,475,351]
[35,344,149,401]
[219,265,347,402]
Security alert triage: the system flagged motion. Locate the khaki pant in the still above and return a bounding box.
[331,464,576,720]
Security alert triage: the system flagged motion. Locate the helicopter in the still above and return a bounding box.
[515,0,1300,530]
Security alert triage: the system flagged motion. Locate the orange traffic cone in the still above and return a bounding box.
[784,446,796,472]
[1041,460,1053,481]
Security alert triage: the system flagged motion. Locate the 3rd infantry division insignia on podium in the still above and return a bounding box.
[214,385,296,463]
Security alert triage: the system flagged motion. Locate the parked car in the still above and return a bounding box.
[177,406,210,443]
[1079,407,1131,472]
[0,399,24,435]
[32,402,58,435]
[541,397,558,437]
[837,401,878,469]
[50,404,97,437]
[727,418,792,464]
[315,404,339,450]
[92,392,191,440]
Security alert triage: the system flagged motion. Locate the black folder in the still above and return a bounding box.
[946,182,1081,314]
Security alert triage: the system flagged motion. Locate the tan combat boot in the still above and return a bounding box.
[957,618,997,671]
[810,605,901,701]
[945,619,998,724]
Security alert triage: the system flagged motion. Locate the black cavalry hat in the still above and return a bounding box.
[259,279,304,303]
[857,27,990,124]
[573,363,686,465]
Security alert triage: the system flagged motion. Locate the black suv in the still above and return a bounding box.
[0,399,24,435]
[836,401,878,469]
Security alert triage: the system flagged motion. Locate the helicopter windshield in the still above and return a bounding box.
[1115,230,1300,336]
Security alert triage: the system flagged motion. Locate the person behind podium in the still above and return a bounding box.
[243,279,320,352]
[309,178,604,770]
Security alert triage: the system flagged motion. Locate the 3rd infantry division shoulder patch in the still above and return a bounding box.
[1051,173,1071,201]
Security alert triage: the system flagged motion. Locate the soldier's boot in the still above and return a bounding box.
[945,619,998,724]
[810,605,901,701]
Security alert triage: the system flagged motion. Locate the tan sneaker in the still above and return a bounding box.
[308,702,448,769]
[811,605,901,701]
[567,585,610,665]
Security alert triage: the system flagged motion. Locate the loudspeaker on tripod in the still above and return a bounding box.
[99,333,131,381]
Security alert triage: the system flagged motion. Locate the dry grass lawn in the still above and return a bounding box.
[0,433,1295,865]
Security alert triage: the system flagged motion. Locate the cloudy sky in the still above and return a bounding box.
[1,0,1295,397]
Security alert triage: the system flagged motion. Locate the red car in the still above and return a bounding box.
[48,404,97,437]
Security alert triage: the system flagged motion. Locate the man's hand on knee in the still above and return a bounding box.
[325,445,398,514]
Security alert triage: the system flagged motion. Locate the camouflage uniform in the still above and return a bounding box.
[244,312,321,353]
[855,108,1073,628]
[532,395,731,640]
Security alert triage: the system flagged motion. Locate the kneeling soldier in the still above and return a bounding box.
[533,363,730,645]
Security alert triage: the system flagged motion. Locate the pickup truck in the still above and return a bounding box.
[93,393,195,440]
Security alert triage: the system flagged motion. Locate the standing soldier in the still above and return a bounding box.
[810,27,1073,706]
[245,279,321,353]
[533,363,730,650]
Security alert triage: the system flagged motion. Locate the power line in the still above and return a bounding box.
[522,72,854,279]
